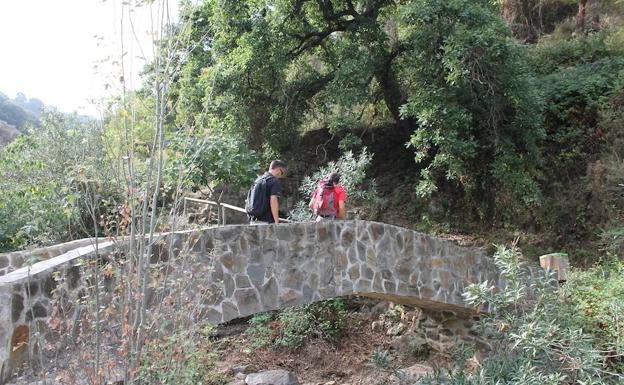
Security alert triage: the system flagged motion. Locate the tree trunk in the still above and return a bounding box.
[576,0,587,33]
[375,65,405,127]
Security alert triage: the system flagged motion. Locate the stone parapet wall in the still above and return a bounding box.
[0,221,502,384]
[0,238,114,277]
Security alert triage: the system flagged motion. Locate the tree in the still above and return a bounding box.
[399,0,545,221]
[171,0,545,220]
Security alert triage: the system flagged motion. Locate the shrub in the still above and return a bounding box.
[165,131,260,193]
[246,298,349,350]
[399,0,545,223]
[135,326,228,385]
[528,33,622,75]
[289,149,385,221]
[0,111,117,251]
[419,242,621,385]
[562,257,624,372]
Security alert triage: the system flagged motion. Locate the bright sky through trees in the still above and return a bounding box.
[0,0,179,116]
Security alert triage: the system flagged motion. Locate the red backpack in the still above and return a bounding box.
[311,180,337,217]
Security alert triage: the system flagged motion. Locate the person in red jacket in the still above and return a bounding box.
[309,172,347,221]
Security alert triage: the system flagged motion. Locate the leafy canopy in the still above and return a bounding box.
[172,0,545,220]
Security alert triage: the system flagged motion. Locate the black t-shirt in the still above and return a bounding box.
[251,172,282,223]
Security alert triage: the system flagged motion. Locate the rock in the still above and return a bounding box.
[22,380,60,385]
[245,370,299,385]
[539,253,570,281]
[386,322,405,336]
[370,301,391,317]
[371,320,384,332]
[396,364,434,382]
[391,333,430,359]
[233,364,258,375]
[227,380,247,385]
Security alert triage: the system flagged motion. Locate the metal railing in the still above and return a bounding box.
[182,197,291,225]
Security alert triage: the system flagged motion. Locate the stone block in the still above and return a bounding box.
[223,274,235,297]
[282,269,304,291]
[12,294,24,323]
[361,265,374,280]
[302,285,314,302]
[245,370,299,385]
[260,277,279,309]
[247,265,265,288]
[221,301,240,322]
[235,275,252,289]
[275,226,294,242]
[280,289,300,307]
[234,289,262,316]
[539,253,569,281]
[10,254,24,269]
[355,279,372,292]
[347,265,359,280]
[25,301,48,322]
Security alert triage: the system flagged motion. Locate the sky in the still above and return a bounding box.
[0,0,179,116]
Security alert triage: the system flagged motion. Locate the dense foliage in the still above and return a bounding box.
[289,148,385,221]
[246,298,349,349]
[171,0,546,221]
[526,29,624,253]
[420,244,623,385]
[562,257,624,371]
[0,111,115,251]
[399,0,544,221]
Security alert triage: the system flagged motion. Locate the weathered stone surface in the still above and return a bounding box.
[204,307,223,325]
[247,265,265,287]
[234,289,262,316]
[245,370,299,385]
[25,301,48,322]
[281,269,304,291]
[11,294,23,323]
[391,333,430,358]
[224,273,235,297]
[280,289,300,306]
[235,275,252,289]
[260,277,279,309]
[222,301,239,322]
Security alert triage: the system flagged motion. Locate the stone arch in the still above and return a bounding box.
[0,220,501,383]
[191,221,499,324]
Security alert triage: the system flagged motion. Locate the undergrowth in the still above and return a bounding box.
[246,298,350,350]
[416,242,623,385]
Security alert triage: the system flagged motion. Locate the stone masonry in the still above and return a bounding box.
[0,238,113,277]
[0,221,502,384]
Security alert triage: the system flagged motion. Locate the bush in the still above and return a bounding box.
[289,149,385,221]
[399,0,545,223]
[528,33,622,75]
[246,298,349,350]
[562,257,624,371]
[136,327,228,385]
[420,243,621,385]
[0,111,117,251]
[165,130,260,193]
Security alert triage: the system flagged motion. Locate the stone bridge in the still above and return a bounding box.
[0,220,502,383]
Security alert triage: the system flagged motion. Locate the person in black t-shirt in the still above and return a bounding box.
[249,160,287,224]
